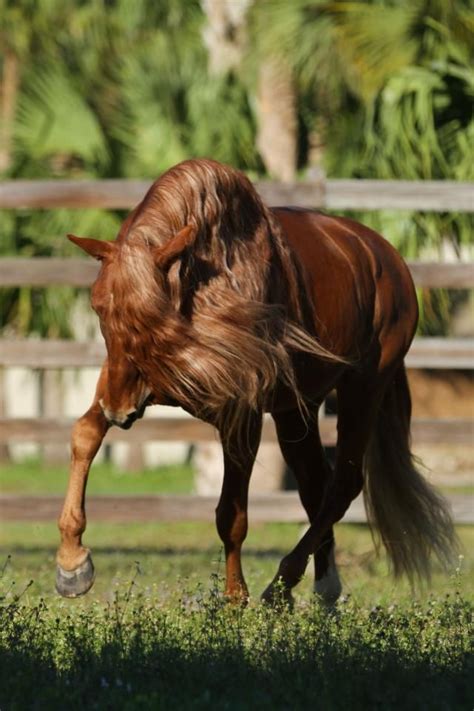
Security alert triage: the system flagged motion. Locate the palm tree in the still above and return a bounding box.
[246,1,473,269]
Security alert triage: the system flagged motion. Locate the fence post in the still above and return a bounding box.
[38,369,68,464]
[194,440,286,495]
[0,367,10,463]
[124,442,145,472]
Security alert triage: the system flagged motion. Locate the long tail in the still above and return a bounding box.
[363,364,459,581]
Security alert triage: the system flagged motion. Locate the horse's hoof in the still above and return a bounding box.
[55,553,95,598]
[224,589,249,607]
[261,582,294,610]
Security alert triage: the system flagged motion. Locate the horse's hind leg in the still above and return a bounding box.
[263,374,381,605]
[56,365,109,597]
[271,408,341,606]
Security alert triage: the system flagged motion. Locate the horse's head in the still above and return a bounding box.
[67,234,151,427]
[68,226,196,427]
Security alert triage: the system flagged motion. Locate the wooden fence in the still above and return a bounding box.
[1,491,473,524]
[1,258,473,448]
[0,177,473,212]
[1,177,473,523]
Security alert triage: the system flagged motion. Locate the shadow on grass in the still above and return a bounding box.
[1,634,472,711]
[1,576,472,711]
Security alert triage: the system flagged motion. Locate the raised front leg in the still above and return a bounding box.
[56,369,109,597]
[215,412,262,604]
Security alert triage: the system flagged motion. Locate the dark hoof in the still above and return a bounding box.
[261,582,294,610]
[56,553,95,598]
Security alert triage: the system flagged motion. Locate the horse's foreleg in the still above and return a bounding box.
[215,413,262,604]
[56,373,109,597]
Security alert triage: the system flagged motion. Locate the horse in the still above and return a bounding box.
[57,158,457,604]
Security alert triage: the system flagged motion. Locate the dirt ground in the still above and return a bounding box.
[408,369,474,484]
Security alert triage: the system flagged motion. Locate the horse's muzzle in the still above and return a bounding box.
[114,413,137,430]
[99,398,149,429]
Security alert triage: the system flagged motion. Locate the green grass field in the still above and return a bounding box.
[0,458,195,495]
[1,461,473,709]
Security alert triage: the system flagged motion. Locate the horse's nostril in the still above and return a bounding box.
[120,411,138,429]
[119,416,135,430]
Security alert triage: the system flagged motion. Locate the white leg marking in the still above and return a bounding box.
[314,545,342,605]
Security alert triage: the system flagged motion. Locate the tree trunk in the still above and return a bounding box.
[0,49,19,173]
[201,0,251,75]
[256,59,297,182]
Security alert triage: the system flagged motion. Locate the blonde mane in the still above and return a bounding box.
[108,159,340,440]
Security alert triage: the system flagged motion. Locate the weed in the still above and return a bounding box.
[0,566,472,710]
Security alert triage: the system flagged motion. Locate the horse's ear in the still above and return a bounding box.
[153,225,197,270]
[67,234,116,261]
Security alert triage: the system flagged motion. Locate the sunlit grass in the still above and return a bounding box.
[0,459,194,495]
[1,522,472,608]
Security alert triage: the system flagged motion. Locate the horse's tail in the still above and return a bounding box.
[363,364,459,581]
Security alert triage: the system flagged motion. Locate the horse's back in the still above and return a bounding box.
[272,208,418,370]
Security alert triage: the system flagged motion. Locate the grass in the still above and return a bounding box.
[0,550,472,710]
[0,459,195,495]
[1,460,473,709]
[1,522,474,604]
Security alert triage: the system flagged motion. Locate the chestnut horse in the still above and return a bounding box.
[57,159,456,603]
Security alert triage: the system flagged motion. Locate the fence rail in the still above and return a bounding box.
[1,491,472,524]
[0,257,472,450]
[0,336,472,370]
[0,415,472,446]
[1,258,473,289]
[1,178,473,212]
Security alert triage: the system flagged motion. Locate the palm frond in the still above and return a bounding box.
[15,66,109,170]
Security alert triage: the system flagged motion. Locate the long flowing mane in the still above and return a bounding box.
[108,159,340,439]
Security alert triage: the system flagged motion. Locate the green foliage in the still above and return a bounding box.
[250,0,473,251]
[15,67,109,169]
[0,566,472,709]
[0,0,472,336]
[0,0,261,335]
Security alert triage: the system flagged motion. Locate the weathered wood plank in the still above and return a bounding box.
[0,339,106,367]
[1,337,472,369]
[0,178,472,212]
[325,180,474,212]
[405,338,474,370]
[1,258,472,288]
[0,492,471,524]
[0,257,99,287]
[406,261,474,289]
[0,416,472,446]
[0,179,150,209]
